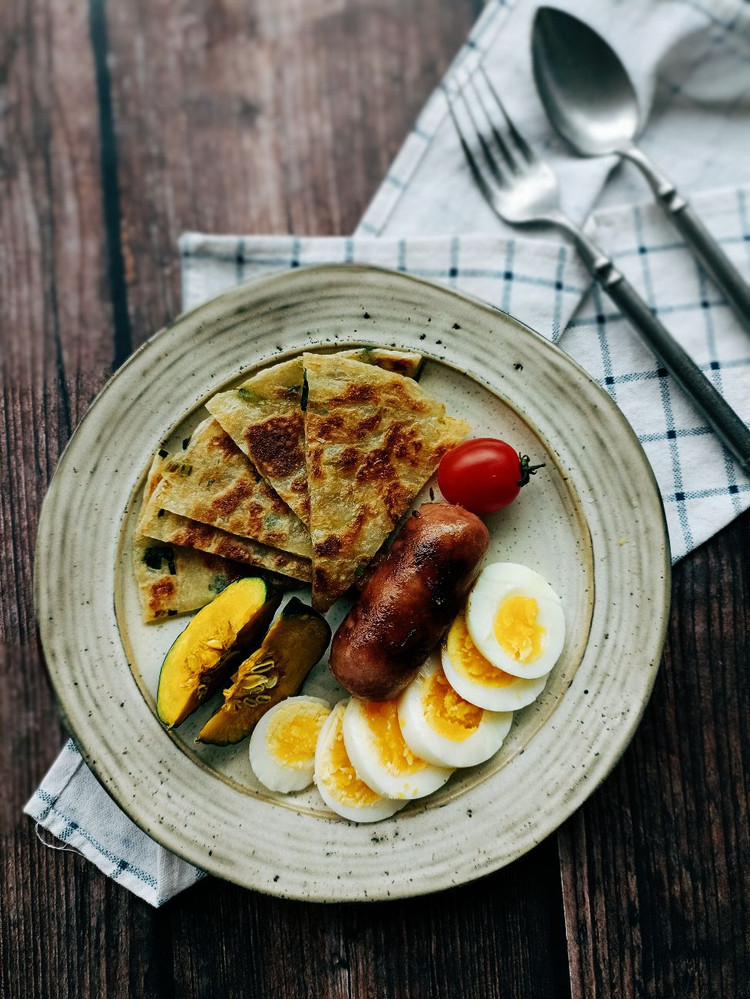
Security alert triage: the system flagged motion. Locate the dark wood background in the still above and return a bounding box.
[2,1,748,996]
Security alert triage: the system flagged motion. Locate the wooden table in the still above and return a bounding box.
[2,2,748,996]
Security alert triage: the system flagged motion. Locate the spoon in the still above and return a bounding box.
[531,6,750,333]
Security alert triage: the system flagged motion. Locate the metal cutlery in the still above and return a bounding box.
[446,68,750,473]
[531,6,750,335]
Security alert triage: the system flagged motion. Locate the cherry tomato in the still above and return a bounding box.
[437,438,544,514]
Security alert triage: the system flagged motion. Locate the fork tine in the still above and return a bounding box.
[477,64,534,164]
[453,84,508,186]
[465,72,519,175]
[444,88,502,200]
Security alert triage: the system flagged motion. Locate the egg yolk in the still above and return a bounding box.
[323,718,381,806]
[423,669,483,742]
[363,700,427,775]
[494,596,545,664]
[267,704,329,769]
[447,613,515,687]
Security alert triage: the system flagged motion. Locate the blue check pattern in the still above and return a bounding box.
[24,739,205,906]
[563,191,750,559]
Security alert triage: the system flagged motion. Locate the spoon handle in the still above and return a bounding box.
[622,146,750,335]
[570,229,750,474]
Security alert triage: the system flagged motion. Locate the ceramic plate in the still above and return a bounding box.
[35,265,670,901]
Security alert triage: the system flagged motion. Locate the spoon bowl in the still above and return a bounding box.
[531,4,750,334]
[532,6,640,155]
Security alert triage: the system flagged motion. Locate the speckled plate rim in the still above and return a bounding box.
[34,264,671,902]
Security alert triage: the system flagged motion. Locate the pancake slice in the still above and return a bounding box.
[133,537,251,623]
[153,417,312,558]
[205,348,423,525]
[138,484,311,583]
[133,453,253,621]
[207,357,308,522]
[302,354,470,610]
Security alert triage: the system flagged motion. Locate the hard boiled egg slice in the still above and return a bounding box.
[249,695,332,793]
[398,655,513,768]
[467,563,565,680]
[342,696,453,800]
[442,610,548,711]
[314,700,406,822]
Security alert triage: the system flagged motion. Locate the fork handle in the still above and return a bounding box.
[573,234,750,474]
[621,146,750,335]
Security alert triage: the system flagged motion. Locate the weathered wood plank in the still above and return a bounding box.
[105,0,484,347]
[559,511,750,999]
[0,1,163,997]
[167,835,569,999]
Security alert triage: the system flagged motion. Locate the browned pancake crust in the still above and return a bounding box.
[303,354,469,610]
[154,417,311,557]
[205,348,423,527]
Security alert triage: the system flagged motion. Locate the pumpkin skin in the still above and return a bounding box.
[156,577,280,728]
[197,597,331,745]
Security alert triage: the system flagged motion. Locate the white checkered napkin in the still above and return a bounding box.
[179,232,589,340]
[565,186,750,561]
[24,740,205,905]
[359,0,750,240]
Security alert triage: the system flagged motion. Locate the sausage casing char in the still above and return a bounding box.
[329,503,490,701]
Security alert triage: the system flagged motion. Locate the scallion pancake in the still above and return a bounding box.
[153,417,311,558]
[138,487,311,582]
[205,348,423,525]
[302,354,470,610]
[133,537,251,623]
[133,453,265,621]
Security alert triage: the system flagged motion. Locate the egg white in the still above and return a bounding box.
[249,695,331,793]
[342,696,453,800]
[398,656,513,768]
[442,611,548,711]
[314,700,406,822]
[467,563,565,680]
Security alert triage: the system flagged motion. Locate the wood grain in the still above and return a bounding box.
[106,0,483,349]
[559,512,750,999]
[2,0,749,996]
[165,838,569,999]
[0,1,163,998]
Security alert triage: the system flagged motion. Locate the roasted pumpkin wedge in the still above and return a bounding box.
[197,597,331,745]
[157,577,281,728]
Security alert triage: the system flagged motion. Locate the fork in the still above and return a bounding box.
[447,67,750,474]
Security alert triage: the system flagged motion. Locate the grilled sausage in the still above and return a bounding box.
[330,503,489,700]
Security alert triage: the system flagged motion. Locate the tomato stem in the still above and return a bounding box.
[517,453,545,488]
